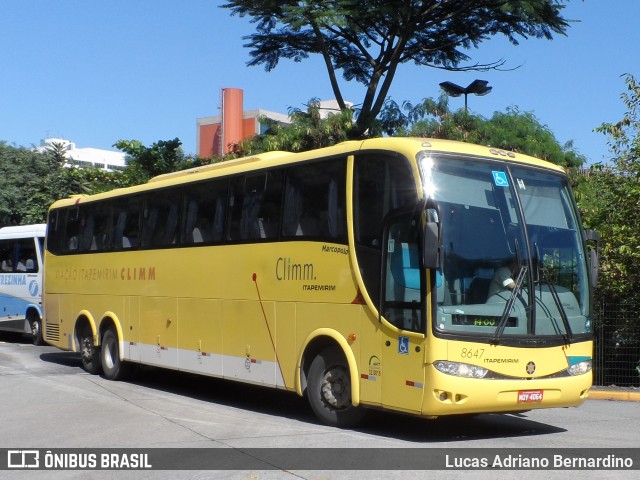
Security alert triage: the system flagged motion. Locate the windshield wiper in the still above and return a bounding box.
[491,265,528,345]
[533,243,573,344]
[540,268,574,344]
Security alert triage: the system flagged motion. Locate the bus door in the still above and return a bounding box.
[380,213,427,414]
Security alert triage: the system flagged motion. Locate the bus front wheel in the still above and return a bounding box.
[307,347,365,428]
[101,328,130,381]
[79,330,102,375]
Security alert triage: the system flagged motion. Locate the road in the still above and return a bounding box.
[1,333,638,479]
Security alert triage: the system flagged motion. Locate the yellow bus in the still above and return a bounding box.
[43,137,597,427]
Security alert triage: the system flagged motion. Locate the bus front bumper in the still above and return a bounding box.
[422,365,592,417]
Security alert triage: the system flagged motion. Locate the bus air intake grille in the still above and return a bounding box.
[45,323,60,342]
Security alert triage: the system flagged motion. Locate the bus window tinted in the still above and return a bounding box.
[282,158,346,241]
[141,189,182,248]
[112,196,142,249]
[182,180,228,245]
[228,170,283,241]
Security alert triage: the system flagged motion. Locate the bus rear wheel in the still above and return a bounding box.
[30,317,44,346]
[101,328,130,381]
[307,347,365,428]
[79,330,102,375]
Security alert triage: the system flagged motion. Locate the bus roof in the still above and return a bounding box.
[0,224,47,239]
[49,137,565,209]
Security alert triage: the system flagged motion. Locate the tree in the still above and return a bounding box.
[379,96,585,167]
[233,100,354,156]
[0,142,98,225]
[114,138,197,185]
[576,74,640,300]
[0,142,38,225]
[4,142,124,226]
[223,0,572,137]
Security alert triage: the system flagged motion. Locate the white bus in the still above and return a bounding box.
[0,224,46,344]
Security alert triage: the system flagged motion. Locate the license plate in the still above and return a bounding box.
[517,389,544,403]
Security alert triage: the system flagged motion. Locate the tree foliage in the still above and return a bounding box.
[223,0,572,137]
[576,74,640,300]
[114,138,197,185]
[379,97,585,167]
[233,100,354,156]
[0,142,98,225]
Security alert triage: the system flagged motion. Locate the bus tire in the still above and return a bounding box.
[307,346,365,428]
[79,329,102,375]
[30,317,44,346]
[100,328,130,381]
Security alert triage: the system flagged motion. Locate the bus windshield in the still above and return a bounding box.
[419,153,590,343]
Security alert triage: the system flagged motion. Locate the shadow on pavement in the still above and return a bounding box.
[128,365,566,442]
[36,350,567,442]
[39,351,82,368]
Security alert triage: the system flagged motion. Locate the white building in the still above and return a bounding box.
[317,99,354,119]
[36,138,126,171]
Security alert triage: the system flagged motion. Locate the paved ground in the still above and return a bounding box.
[1,333,639,479]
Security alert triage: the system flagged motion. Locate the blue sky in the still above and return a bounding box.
[1,1,638,164]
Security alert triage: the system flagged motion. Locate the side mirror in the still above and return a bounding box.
[423,204,441,270]
[585,229,599,287]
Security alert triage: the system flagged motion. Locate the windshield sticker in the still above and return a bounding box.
[517,178,526,190]
[492,171,509,187]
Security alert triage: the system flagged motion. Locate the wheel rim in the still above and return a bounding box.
[103,339,116,370]
[31,320,40,338]
[81,337,94,363]
[320,365,351,410]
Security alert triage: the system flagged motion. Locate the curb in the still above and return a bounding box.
[587,389,640,402]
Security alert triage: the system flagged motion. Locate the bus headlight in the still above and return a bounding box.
[434,360,488,379]
[567,360,592,376]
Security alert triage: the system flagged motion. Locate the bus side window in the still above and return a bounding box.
[112,197,141,249]
[281,158,346,241]
[65,207,81,252]
[282,178,303,236]
[46,210,62,255]
[258,170,282,239]
[78,211,94,252]
[181,179,228,245]
[227,177,244,241]
[76,204,111,253]
[184,200,201,243]
[354,153,417,311]
[142,189,181,248]
[230,171,282,242]
[163,205,179,245]
[383,218,423,332]
[16,239,37,272]
[0,240,14,272]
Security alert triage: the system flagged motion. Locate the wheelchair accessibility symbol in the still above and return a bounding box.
[492,171,509,187]
[398,336,409,355]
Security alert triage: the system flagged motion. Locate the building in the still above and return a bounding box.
[36,138,126,171]
[196,88,289,158]
[196,88,352,158]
